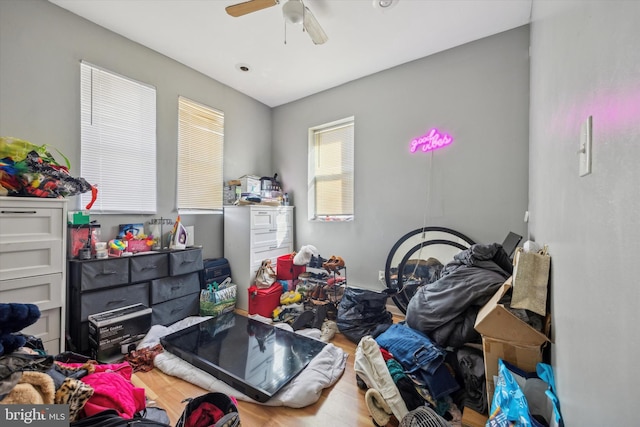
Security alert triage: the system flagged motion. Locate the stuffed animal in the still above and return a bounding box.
[293,244,318,266]
[0,303,41,356]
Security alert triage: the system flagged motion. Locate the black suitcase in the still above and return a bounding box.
[200,257,232,288]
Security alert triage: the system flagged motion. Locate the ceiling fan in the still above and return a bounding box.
[226,0,328,45]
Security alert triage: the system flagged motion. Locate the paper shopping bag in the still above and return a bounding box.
[511,246,551,316]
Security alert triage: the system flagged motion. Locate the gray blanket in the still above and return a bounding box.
[405,243,512,345]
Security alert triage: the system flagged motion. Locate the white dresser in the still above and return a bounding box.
[223,205,294,310]
[0,196,67,355]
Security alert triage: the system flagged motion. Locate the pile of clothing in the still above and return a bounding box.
[354,243,515,425]
[405,243,513,348]
[0,303,147,423]
[0,136,96,204]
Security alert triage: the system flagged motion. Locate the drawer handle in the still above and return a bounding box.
[98,271,117,276]
[181,260,195,265]
[269,229,277,232]
[107,299,126,305]
[142,266,157,271]
[171,307,183,314]
[269,246,277,250]
[1,210,37,214]
[171,285,181,290]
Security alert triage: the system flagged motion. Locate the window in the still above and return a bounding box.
[80,62,157,213]
[308,117,355,221]
[177,97,224,213]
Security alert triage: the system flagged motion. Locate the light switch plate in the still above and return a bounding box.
[579,115,592,177]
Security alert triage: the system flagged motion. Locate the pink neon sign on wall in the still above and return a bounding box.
[410,128,453,153]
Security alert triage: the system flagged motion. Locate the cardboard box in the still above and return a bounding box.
[461,406,489,427]
[474,278,550,347]
[239,175,261,195]
[482,337,544,410]
[475,277,550,411]
[88,304,151,362]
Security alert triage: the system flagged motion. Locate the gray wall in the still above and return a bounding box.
[529,1,640,424]
[273,26,530,288]
[0,0,273,259]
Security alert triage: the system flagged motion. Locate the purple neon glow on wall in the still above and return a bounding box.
[410,128,453,153]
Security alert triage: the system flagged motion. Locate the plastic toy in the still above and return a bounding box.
[109,239,126,251]
[280,290,302,305]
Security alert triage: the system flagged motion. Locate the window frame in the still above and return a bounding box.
[307,116,355,222]
[79,61,157,214]
[176,96,224,214]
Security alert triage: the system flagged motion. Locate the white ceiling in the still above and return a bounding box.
[49,0,532,107]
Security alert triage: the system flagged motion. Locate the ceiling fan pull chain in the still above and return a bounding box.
[284,20,287,44]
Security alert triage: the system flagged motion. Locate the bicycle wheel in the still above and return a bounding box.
[384,227,474,313]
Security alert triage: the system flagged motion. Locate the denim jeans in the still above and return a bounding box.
[375,323,459,399]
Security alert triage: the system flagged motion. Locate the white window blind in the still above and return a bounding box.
[80,62,157,214]
[177,97,224,212]
[308,117,355,221]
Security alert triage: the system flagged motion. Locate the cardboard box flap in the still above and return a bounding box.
[474,278,550,346]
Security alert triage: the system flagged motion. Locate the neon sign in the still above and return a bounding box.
[410,128,453,153]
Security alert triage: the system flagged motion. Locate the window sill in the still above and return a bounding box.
[310,215,354,222]
[177,209,223,215]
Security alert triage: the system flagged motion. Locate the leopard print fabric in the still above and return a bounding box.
[55,377,94,421]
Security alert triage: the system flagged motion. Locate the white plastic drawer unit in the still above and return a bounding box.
[0,274,63,352]
[0,196,67,355]
[22,307,61,351]
[250,209,276,229]
[0,274,64,311]
[0,203,64,280]
[223,205,294,311]
[274,208,292,229]
[250,207,292,230]
[251,226,293,248]
[250,206,293,248]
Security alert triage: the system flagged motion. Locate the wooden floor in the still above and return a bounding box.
[133,310,403,427]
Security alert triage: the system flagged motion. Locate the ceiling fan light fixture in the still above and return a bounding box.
[283,0,304,24]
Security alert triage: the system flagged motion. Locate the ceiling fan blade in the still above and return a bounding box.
[226,0,279,17]
[303,6,328,45]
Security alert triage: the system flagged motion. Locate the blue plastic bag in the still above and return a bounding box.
[487,359,563,427]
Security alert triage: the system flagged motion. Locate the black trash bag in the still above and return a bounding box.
[176,392,241,427]
[336,287,393,343]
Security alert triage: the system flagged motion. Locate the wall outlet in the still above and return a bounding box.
[378,270,385,281]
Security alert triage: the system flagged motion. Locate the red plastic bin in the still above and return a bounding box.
[248,283,283,318]
[276,253,306,280]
